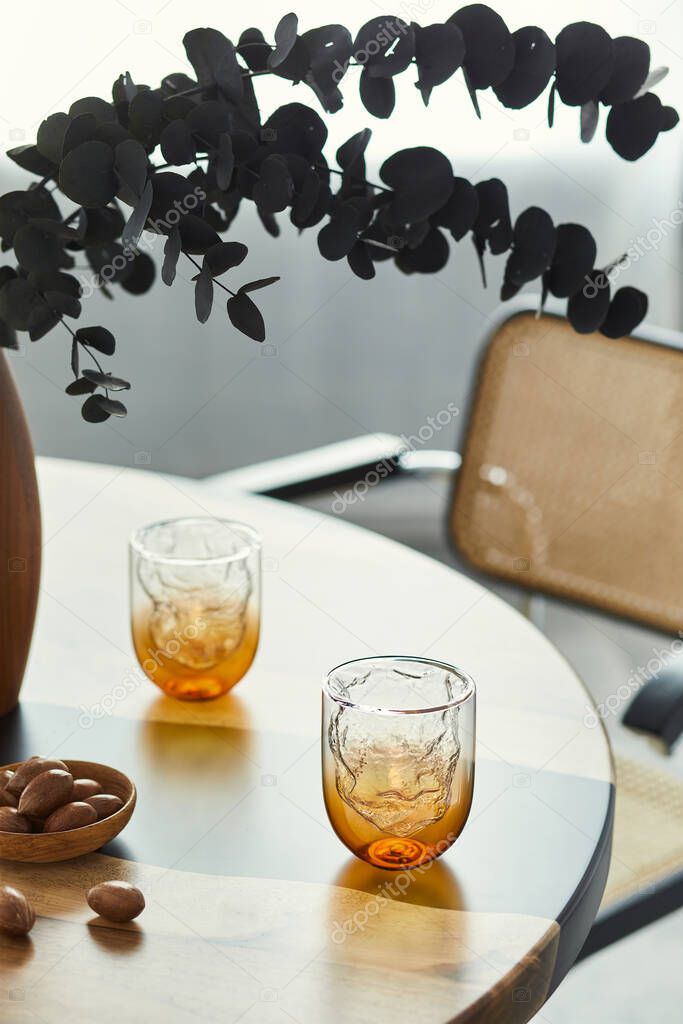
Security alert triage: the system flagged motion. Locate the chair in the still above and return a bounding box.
[206,296,683,955]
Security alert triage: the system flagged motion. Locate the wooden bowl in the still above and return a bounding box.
[0,760,136,863]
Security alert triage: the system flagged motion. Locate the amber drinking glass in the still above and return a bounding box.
[130,517,261,700]
[322,656,475,869]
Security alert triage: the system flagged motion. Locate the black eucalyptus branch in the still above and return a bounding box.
[0,7,678,422]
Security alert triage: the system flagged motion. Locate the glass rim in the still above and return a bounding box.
[129,516,261,566]
[322,655,475,716]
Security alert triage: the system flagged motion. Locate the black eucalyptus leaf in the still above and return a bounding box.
[504,206,556,287]
[606,92,674,160]
[120,251,156,294]
[205,240,248,275]
[396,226,449,274]
[0,278,42,330]
[121,179,153,249]
[95,395,127,417]
[66,376,96,396]
[115,139,148,200]
[112,72,141,106]
[69,96,117,125]
[254,154,293,213]
[546,223,597,297]
[600,37,649,104]
[270,35,309,83]
[0,268,16,289]
[62,114,97,156]
[347,240,375,279]
[128,89,164,149]
[59,140,117,208]
[195,266,214,323]
[45,290,81,318]
[76,326,115,355]
[493,26,555,109]
[580,100,600,143]
[216,133,235,190]
[317,203,360,260]
[160,119,196,166]
[7,144,56,177]
[600,286,648,338]
[238,28,272,72]
[178,214,221,254]
[547,80,556,127]
[227,291,265,341]
[448,5,514,89]
[336,129,371,176]
[0,189,60,247]
[353,17,414,79]
[149,172,200,226]
[94,121,132,149]
[359,70,395,118]
[29,218,81,242]
[238,276,280,293]
[29,271,81,297]
[263,103,328,159]
[37,112,70,164]
[293,173,329,228]
[635,66,669,97]
[186,101,232,148]
[302,24,353,103]
[27,304,60,341]
[258,208,280,237]
[162,226,181,286]
[0,317,18,349]
[83,207,125,246]
[70,338,79,376]
[432,177,479,240]
[414,22,465,105]
[380,146,454,223]
[81,394,111,423]
[183,28,243,101]
[567,270,611,332]
[82,368,131,390]
[14,224,62,273]
[555,22,614,106]
[270,13,299,68]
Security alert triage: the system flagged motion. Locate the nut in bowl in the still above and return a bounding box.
[0,759,136,863]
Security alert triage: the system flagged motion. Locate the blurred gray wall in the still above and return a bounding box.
[2,0,682,477]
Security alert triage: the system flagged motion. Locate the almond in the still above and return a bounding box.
[85,794,124,820]
[0,807,32,834]
[44,801,98,833]
[87,881,145,923]
[0,886,35,936]
[0,769,14,787]
[71,778,103,801]
[0,787,18,808]
[18,769,73,818]
[6,757,68,797]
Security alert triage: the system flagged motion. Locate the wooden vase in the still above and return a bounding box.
[0,351,41,716]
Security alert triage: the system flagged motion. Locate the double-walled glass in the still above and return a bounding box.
[323,656,475,869]
[130,517,261,701]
